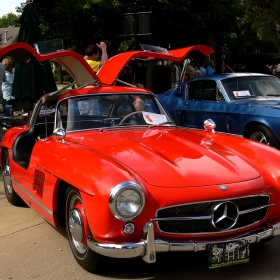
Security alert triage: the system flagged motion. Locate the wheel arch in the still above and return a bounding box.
[1,147,8,170]
[54,179,70,229]
[243,121,280,141]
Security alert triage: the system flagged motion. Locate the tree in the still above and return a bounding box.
[31,0,279,63]
[0,13,20,28]
[237,0,280,52]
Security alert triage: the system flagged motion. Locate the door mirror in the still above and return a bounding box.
[53,127,66,141]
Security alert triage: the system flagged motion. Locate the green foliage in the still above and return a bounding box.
[53,73,59,82]
[0,13,20,28]
[30,0,280,59]
[63,75,72,82]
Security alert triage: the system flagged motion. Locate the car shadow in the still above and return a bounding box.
[91,241,278,279]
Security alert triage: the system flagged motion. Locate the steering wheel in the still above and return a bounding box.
[119,111,143,125]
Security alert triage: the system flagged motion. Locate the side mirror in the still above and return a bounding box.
[53,127,66,142]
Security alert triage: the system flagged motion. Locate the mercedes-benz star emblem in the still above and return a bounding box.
[219,185,227,191]
[212,201,239,230]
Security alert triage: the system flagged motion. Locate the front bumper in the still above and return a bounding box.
[87,222,280,263]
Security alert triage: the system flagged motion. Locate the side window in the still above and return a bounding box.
[216,87,226,102]
[188,81,203,100]
[187,80,225,102]
[57,99,68,129]
[203,80,218,101]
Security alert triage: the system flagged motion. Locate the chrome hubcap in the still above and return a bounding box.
[69,195,87,254]
[69,209,83,242]
[3,163,13,195]
[250,132,269,145]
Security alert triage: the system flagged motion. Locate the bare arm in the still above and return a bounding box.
[96,42,108,68]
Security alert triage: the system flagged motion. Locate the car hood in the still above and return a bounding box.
[235,98,280,109]
[68,128,260,187]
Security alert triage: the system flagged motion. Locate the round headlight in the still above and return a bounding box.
[109,181,145,221]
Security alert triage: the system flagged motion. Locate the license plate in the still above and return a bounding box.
[208,240,250,268]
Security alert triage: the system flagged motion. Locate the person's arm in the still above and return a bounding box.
[96,42,108,68]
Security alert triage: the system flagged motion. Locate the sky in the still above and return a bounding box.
[1,1,22,17]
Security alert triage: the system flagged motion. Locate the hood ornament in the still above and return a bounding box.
[204,119,216,132]
[219,185,227,191]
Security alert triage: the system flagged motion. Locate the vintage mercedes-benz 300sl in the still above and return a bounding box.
[1,42,280,272]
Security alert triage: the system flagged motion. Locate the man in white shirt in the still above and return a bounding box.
[0,61,6,104]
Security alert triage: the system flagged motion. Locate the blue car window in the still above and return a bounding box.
[188,80,218,101]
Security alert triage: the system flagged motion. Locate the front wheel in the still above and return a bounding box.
[65,187,101,272]
[246,125,279,148]
[3,150,22,206]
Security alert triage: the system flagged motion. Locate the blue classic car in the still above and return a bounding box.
[158,73,280,148]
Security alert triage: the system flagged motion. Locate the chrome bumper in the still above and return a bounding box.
[87,222,280,263]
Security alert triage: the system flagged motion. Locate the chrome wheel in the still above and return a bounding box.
[2,150,21,205]
[3,162,13,196]
[250,131,269,145]
[247,124,279,148]
[68,195,87,254]
[66,187,101,272]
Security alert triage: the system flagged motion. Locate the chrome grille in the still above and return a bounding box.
[156,195,271,234]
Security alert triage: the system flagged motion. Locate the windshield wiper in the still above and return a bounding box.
[266,94,280,96]
[149,121,176,128]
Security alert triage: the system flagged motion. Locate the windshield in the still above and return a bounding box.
[221,76,280,100]
[56,93,173,132]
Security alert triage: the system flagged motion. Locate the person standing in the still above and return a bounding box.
[121,60,136,84]
[2,58,15,106]
[194,64,201,78]
[170,62,181,88]
[206,60,215,75]
[83,42,108,73]
[199,63,206,76]
[0,59,6,105]
[182,59,195,82]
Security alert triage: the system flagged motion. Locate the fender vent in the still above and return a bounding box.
[33,169,45,197]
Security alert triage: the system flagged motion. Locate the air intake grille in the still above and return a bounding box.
[156,196,270,234]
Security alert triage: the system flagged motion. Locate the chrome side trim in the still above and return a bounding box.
[11,177,53,216]
[87,222,280,263]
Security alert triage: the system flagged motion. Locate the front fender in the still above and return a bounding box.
[243,117,280,142]
[31,138,137,196]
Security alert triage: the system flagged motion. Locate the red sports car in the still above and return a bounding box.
[1,42,280,272]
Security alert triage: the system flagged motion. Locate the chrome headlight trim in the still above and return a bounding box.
[109,181,145,221]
